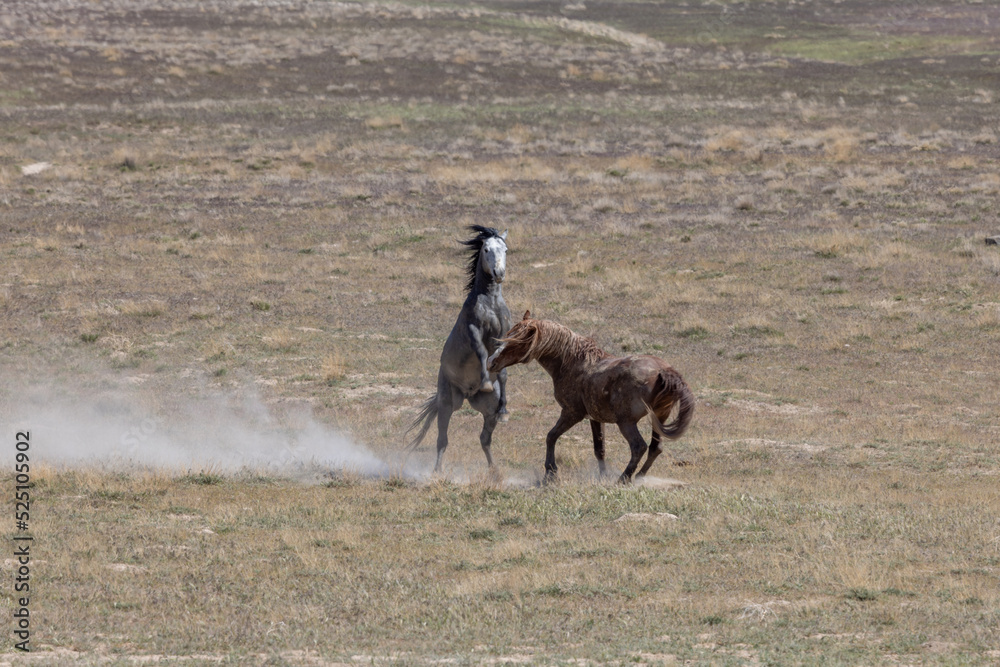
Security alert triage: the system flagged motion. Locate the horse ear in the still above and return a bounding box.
[523,310,531,320]
[500,229,508,241]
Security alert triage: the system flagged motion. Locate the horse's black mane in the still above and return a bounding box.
[461,225,504,293]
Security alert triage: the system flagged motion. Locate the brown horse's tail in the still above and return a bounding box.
[647,370,695,440]
[405,395,438,451]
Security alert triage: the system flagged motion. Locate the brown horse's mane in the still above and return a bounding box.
[507,318,611,365]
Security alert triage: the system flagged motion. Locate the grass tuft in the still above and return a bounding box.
[179,471,225,486]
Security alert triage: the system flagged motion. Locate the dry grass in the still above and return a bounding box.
[21,463,1000,664]
[322,350,348,383]
[2,0,1000,664]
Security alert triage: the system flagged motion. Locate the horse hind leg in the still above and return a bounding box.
[434,407,452,473]
[496,368,510,423]
[636,430,662,479]
[434,384,464,473]
[479,413,498,468]
[469,390,501,468]
[616,422,649,485]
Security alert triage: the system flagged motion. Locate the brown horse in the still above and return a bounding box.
[487,311,694,484]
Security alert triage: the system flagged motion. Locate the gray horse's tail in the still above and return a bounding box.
[405,395,438,450]
[647,370,695,440]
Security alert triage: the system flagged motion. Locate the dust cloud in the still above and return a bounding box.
[3,379,405,480]
[2,376,678,489]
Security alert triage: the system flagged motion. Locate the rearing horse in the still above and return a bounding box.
[407,226,511,472]
[488,311,694,484]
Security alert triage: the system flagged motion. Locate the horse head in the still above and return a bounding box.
[463,226,507,291]
[480,230,507,284]
[488,310,536,372]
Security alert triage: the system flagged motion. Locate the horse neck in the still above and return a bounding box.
[531,323,597,376]
[534,351,566,379]
[471,263,501,297]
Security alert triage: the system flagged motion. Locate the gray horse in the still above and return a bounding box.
[407,226,511,472]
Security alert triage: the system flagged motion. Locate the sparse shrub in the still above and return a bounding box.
[824,129,859,163]
[134,305,164,318]
[121,301,166,318]
[592,197,617,213]
[847,587,879,602]
[677,326,710,340]
[733,323,781,338]
[883,588,916,598]
[180,471,224,486]
[469,528,499,541]
[323,475,359,489]
[262,329,297,353]
[484,590,513,602]
[534,584,568,597]
[705,129,746,153]
[322,350,347,384]
[365,116,404,130]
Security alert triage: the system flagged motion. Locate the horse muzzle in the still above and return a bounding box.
[486,345,505,372]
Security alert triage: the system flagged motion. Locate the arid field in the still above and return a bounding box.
[2,0,1000,664]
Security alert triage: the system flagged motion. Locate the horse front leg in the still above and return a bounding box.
[544,411,583,484]
[468,323,494,393]
[616,422,649,485]
[590,420,608,477]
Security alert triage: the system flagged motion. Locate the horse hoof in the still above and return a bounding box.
[498,410,510,424]
[480,380,494,393]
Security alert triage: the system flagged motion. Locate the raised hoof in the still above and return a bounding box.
[498,409,510,424]
[480,380,495,393]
